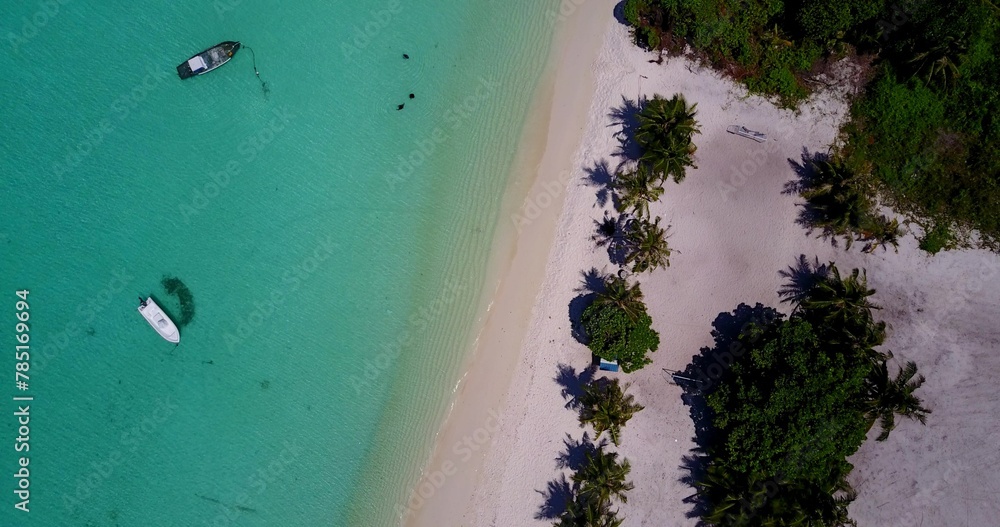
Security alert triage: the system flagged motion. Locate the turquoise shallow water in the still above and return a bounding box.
[0,1,555,525]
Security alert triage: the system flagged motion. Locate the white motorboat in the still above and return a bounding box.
[727,125,768,142]
[138,297,180,343]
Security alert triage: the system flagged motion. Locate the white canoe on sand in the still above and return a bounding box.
[727,125,768,142]
[138,297,180,343]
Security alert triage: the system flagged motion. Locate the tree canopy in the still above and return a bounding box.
[706,317,871,484]
[694,263,930,526]
[581,301,659,373]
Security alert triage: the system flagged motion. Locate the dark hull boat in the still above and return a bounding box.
[177,41,241,79]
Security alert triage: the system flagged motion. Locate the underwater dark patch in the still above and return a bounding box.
[161,275,195,327]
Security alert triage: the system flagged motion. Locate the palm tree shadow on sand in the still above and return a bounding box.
[782,148,831,196]
[584,158,616,208]
[679,448,712,520]
[591,213,633,267]
[777,254,830,306]
[535,432,608,520]
[608,96,644,169]
[555,363,597,410]
[676,302,782,519]
[569,268,611,344]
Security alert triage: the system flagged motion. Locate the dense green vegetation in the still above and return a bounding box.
[581,292,659,373]
[706,318,870,485]
[623,0,1000,250]
[842,55,1000,250]
[695,263,929,525]
[624,0,835,100]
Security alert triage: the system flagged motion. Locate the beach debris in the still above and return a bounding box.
[726,125,768,142]
[397,103,405,110]
[409,93,415,99]
[403,53,409,59]
[662,368,700,388]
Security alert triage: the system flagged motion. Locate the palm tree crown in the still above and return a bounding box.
[594,276,646,321]
[625,217,672,273]
[579,378,644,446]
[635,93,700,183]
[572,448,635,506]
[801,160,869,245]
[556,492,623,527]
[614,163,664,219]
[864,359,931,441]
[908,34,966,88]
[860,214,904,253]
[801,264,879,328]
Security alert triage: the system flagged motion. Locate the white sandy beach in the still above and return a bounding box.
[404,2,1000,526]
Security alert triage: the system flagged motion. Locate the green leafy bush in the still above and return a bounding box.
[623,0,646,27]
[842,6,1000,250]
[581,302,659,373]
[796,0,854,42]
[918,222,953,254]
[706,317,870,483]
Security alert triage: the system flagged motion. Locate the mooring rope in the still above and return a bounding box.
[243,45,269,96]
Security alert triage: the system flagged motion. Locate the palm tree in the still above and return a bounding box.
[774,479,858,527]
[908,34,966,89]
[579,378,644,446]
[800,264,880,327]
[556,492,622,527]
[613,164,663,219]
[594,276,646,321]
[698,463,858,527]
[855,319,889,355]
[762,23,794,49]
[801,160,870,245]
[625,217,671,273]
[860,215,904,253]
[637,94,700,141]
[573,448,635,505]
[643,133,699,184]
[697,463,757,525]
[864,360,930,441]
[635,93,700,183]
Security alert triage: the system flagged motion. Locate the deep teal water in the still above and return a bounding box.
[0,1,555,524]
